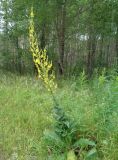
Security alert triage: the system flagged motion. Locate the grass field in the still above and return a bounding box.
[0,71,118,160]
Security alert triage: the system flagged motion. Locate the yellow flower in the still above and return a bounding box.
[30,7,34,18]
[29,7,57,93]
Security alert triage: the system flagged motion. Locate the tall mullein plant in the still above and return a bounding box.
[28,6,73,139]
[29,7,57,105]
[29,8,77,159]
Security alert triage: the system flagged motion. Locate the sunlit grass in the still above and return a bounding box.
[0,71,118,159]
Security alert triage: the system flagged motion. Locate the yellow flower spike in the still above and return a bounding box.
[30,7,34,18]
[29,7,57,93]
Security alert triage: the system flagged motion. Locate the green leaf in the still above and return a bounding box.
[73,138,96,148]
[86,148,97,159]
[43,130,61,143]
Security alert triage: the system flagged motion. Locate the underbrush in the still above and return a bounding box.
[0,71,118,159]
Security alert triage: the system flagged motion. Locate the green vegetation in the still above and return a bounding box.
[0,0,118,76]
[0,1,118,159]
[0,71,118,159]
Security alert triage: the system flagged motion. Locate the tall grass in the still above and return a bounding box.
[0,71,118,159]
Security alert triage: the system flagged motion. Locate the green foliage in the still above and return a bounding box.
[0,71,118,159]
[1,0,118,75]
[53,106,76,140]
[76,70,87,88]
[73,138,96,149]
[43,106,77,158]
[98,68,106,86]
[43,105,98,159]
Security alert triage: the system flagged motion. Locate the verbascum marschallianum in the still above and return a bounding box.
[29,7,57,93]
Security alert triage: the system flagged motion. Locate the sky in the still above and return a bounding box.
[0,1,4,32]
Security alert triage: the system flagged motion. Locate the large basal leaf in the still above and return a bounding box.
[85,148,97,159]
[73,138,96,148]
[43,129,63,146]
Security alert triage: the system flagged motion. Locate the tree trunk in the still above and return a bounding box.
[116,27,118,69]
[87,32,96,78]
[40,22,46,50]
[98,36,104,68]
[16,37,22,74]
[86,1,97,78]
[56,0,66,75]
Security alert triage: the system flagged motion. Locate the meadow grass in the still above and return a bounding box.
[0,71,118,159]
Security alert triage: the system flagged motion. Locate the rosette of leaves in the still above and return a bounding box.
[43,107,98,160]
